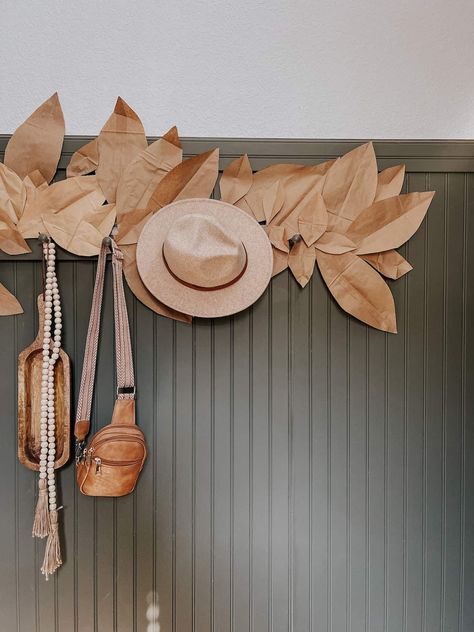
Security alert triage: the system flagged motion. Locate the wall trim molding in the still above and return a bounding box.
[1,135,474,172]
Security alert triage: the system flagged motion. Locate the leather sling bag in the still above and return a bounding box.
[75,239,147,497]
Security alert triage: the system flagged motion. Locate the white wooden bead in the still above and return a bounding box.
[50,503,57,510]
[39,473,47,480]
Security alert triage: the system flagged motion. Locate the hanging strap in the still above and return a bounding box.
[74,239,135,447]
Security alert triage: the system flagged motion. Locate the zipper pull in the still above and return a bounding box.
[94,457,102,474]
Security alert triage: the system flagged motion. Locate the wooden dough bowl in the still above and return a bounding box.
[18,294,71,471]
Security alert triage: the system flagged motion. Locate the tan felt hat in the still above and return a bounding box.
[136,198,273,318]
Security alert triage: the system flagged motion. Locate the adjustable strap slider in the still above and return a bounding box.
[117,385,135,397]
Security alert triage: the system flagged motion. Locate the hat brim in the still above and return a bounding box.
[136,198,273,318]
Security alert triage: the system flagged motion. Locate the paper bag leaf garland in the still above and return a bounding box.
[66,138,99,178]
[0,282,23,315]
[4,93,65,184]
[96,97,148,203]
[0,96,434,330]
[115,128,183,221]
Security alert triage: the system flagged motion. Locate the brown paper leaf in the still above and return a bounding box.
[374,165,405,202]
[322,142,378,233]
[271,247,289,278]
[115,208,153,245]
[316,250,397,333]
[220,154,253,205]
[0,210,31,254]
[315,231,356,255]
[96,97,148,203]
[115,131,183,221]
[23,170,48,192]
[288,240,316,288]
[297,191,328,246]
[18,175,105,238]
[347,191,434,255]
[361,250,412,279]
[243,180,285,223]
[0,163,26,222]
[147,149,219,211]
[43,203,116,257]
[0,282,23,315]
[4,93,65,183]
[66,138,99,177]
[162,125,181,148]
[121,244,192,323]
[265,225,288,252]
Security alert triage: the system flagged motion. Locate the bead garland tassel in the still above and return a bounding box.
[32,240,63,579]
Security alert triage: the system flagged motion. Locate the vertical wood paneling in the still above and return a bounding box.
[0,142,472,631]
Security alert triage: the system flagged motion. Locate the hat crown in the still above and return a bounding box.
[163,213,247,289]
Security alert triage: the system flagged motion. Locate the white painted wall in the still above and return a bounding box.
[1,0,474,139]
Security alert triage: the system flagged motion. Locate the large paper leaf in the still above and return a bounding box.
[66,138,99,177]
[96,97,148,203]
[0,210,31,255]
[316,250,397,333]
[0,282,23,315]
[147,149,219,211]
[121,244,192,323]
[288,240,316,288]
[361,250,412,279]
[18,175,105,238]
[322,142,378,233]
[4,93,64,183]
[115,129,183,221]
[219,155,253,204]
[347,191,434,255]
[43,203,115,257]
[374,165,405,202]
[0,163,26,222]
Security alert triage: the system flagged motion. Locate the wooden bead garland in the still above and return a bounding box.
[32,240,63,579]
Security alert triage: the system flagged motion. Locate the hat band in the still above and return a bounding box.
[162,245,248,291]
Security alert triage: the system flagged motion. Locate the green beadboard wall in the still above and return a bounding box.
[0,137,472,632]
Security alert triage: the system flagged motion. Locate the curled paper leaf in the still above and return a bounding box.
[271,247,289,278]
[121,244,192,323]
[4,93,65,183]
[288,240,316,288]
[316,250,397,333]
[0,210,31,255]
[18,175,105,238]
[361,250,412,279]
[43,204,116,257]
[374,165,405,202]
[147,149,219,211]
[66,138,99,177]
[348,191,435,255]
[315,231,356,255]
[0,282,23,315]
[115,130,183,221]
[0,163,26,222]
[323,142,377,233]
[220,155,253,205]
[96,97,148,203]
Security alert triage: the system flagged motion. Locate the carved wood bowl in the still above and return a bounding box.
[17,295,71,471]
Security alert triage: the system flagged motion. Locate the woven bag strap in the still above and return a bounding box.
[74,239,134,445]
